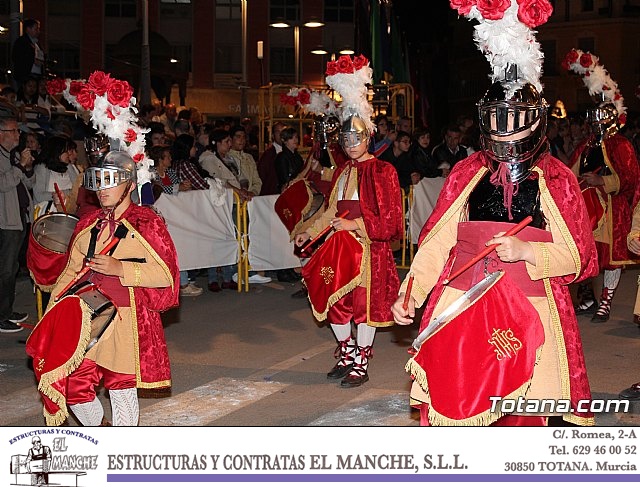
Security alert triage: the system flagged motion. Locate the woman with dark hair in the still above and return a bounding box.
[149,144,191,195]
[32,136,79,208]
[172,133,209,190]
[274,127,304,193]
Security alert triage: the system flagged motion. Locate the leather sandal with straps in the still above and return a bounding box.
[327,337,356,379]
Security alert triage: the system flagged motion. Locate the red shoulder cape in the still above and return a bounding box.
[356,157,403,324]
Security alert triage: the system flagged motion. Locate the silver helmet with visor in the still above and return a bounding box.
[84,150,137,193]
[478,80,548,168]
[585,101,619,141]
[339,115,370,149]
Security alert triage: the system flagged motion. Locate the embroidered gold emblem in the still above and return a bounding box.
[36,358,45,372]
[320,266,335,285]
[488,328,522,360]
[283,209,292,219]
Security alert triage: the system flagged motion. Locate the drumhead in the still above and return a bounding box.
[303,193,325,221]
[31,213,79,254]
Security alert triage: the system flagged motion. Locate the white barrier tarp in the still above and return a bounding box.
[409,177,446,244]
[154,187,238,271]
[247,194,300,271]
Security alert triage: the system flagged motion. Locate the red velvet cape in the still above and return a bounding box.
[570,134,640,264]
[416,151,598,423]
[349,157,403,325]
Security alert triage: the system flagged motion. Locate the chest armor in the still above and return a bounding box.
[579,144,610,176]
[468,172,544,228]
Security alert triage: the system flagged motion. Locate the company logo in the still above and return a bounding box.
[8,430,100,486]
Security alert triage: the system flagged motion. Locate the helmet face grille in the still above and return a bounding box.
[478,82,548,164]
[84,167,132,191]
[340,131,368,149]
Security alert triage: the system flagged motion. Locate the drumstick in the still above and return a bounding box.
[402,273,414,311]
[301,209,350,254]
[443,215,533,285]
[55,225,128,300]
[53,183,67,214]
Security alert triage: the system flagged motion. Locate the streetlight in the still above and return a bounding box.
[269,18,324,85]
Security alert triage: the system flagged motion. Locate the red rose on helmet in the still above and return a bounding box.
[87,71,113,96]
[297,89,311,105]
[69,81,84,97]
[619,113,627,126]
[336,55,354,74]
[107,80,134,108]
[352,54,368,70]
[450,0,476,16]
[614,92,621,101]
[133,153,144,163]
[517,0,553,28]
[326,61,338,76]
[125,128,137,143]
[46,78,66,96]
[562,49,579,70]
[476,0,510,21]
[579,52,593,68]
[76,86,96,111]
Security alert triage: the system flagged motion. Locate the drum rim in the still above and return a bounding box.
[31,212,80,255]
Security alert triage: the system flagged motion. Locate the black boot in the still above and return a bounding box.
[291,285,308,299]
[340,345,372,388]
[591,287,614,323]
[327,337,355,379]
[575,283,597,316]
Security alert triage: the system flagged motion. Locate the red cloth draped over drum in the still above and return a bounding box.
[275,179,319,238]
[570,134,640,265]
[302,231,366,321]
[414,151,598,424]
[412,271,545,425]
[26,296,92,425]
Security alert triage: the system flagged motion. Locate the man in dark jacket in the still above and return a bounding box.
[11,19,45,85]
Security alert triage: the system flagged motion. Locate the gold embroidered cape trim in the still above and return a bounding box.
[39,298,93,426]
[288,183,315,239]
[534,167,582,282]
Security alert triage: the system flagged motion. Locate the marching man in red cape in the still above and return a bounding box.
[391,0,598,426]
[27,150,179,426]
[563,49,640,322]
[295,54,403,388]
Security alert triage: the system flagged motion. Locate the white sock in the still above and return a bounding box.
[604,269,621,290]
[330,323,352,342]
[355,323,376,366]
[109,388,139,426]
[69,397,104,426]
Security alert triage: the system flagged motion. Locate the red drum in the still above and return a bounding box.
[407,271,545,425]
[27,213,79,289]
[302,231,364,321]
[275,179,324,239]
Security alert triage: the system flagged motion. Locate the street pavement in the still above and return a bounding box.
[2,267,639,427]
